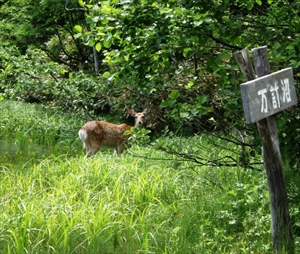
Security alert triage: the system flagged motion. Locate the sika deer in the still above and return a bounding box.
[78,108,150,157]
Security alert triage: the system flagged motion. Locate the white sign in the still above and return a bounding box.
[240,68,298,123]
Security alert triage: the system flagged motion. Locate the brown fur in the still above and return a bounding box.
[78,108,149,157]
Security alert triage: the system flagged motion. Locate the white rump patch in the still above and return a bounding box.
[78,129,88,141]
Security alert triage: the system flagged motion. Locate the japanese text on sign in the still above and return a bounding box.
[257,78,292,113]
[240,68,298,124]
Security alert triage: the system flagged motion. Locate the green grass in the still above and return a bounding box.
[0,100,83,169]
[0,100,299,253]
[0,154,273,254]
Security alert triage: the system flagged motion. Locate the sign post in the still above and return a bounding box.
[240,67,297,123]
[234,46,296,254]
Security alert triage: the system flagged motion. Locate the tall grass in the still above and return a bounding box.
[1,153,274,253]
[0,100,82,169]
[0,101,299,253]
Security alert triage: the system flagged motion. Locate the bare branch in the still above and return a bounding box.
[65,0,89,12]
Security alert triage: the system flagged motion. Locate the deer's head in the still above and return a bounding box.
[127,108,150,128]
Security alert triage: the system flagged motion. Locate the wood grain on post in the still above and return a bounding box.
[234,46,294,254]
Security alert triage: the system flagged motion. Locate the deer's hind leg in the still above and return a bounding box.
[117,142,126,155]
[85,140,101,157]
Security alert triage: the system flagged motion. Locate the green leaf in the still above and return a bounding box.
[74,33,82,39]
[92,16,100,23]
[160,99,176,108]
[78,0,86,8]
[161,55,170,68]
[103,33,112,48]
[174,7,183,15]
[193,20,203,26]
[232,36,241,45]
[186,80,194,89]
[102,71,111,78]
[95,42,102,51]
[101,18,109,25]
[246,2,254,10]
[103,40,112,48]
[123,130,131,135]
[104,33,112,41]
[88,37,95,47]
[168,90,180,100]
[204,17,212,23]
[197,95,208,104]
[82,33,91,45]
[183,48,193,58]
[74,25,82,33]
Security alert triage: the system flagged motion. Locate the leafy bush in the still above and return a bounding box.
[1,0,300,169]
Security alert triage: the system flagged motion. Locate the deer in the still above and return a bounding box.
[78,108,150,157]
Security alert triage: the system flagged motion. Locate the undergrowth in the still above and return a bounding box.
[0,100,299,253]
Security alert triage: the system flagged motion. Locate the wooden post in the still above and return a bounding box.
[234,46,294,254]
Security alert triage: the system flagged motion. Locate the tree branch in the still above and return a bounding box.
[65,0,89,12]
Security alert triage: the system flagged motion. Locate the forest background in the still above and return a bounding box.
[0,0,299,166]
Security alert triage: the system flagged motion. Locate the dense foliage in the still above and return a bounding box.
[0,1,299,165]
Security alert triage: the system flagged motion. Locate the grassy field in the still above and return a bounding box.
[0,101,299,253]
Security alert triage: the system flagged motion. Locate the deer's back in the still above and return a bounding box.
[80,121,131,147]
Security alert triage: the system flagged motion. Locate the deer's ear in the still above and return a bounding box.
[143,108,150,115]
[127,109,135,116]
